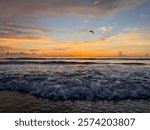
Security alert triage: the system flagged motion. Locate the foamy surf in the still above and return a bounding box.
[0,58,150,100]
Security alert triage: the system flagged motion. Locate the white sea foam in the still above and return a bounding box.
[0,58,150,100]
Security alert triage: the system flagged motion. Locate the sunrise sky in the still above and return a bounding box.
[0,0,150,57]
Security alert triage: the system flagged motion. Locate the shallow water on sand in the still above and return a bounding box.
[0,91,150,113]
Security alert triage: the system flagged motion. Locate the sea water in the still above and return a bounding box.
[0,57,150,112]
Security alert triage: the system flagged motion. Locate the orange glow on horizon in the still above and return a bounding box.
[0,31,149,57]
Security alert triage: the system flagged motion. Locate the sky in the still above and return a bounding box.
[0,0,150,57]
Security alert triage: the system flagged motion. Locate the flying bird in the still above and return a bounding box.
[89,30,95,34]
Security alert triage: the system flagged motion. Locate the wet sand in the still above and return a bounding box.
[0,90,150,113]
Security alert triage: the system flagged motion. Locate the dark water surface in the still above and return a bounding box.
[0,91,150,113]
[0,57,150,112]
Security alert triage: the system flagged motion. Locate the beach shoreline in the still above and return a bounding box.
[0,90,150,113]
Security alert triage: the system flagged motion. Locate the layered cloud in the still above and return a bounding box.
[0,22,51,41]
[0,0,145,44]
[108,32,139,40]
[0,0,149,57]
[0,46,12,51]
[0,0,144,18]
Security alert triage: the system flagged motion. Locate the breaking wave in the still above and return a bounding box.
[0,69,150,100]
[0,57,150,100]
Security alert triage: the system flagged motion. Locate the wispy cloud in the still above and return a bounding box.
[0,0,144,18]
[29,49,39,52]
[0,22,51,42]
[140,13,150,18]
[0,46,12,51]
[108,32,140,40]
[124,27,139,31]
[97,26,113,33]
[53,47,70,51]
[82,20,89,24]
[0,33,50,43]
[0,23,50,33]
[0,0,144,45]
[92,0,101,5]
[0,0,148,57]
[0,52,37,58]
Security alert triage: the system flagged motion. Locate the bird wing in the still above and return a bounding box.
[90,30,95,34]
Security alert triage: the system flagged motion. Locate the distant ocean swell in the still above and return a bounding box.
[4,57,150,60]
[0,61,148,65]
[0,57,150,100]
[0,61,95,65]
[0,69,150,100]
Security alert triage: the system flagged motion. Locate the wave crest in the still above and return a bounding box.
[0,76,150,100]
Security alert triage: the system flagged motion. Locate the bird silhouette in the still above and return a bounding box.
[89,30,95,34]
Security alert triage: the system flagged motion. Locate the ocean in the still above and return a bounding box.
[0,57,150,112]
